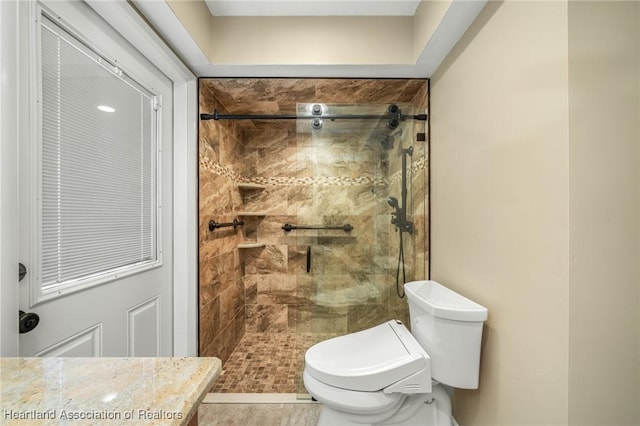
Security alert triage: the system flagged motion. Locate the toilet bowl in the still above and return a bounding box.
[303,280,488,426]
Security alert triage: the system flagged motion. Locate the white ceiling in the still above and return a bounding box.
[203,0,422,17]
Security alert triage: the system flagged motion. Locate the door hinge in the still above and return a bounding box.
[153,96,162,111]
[19,263,27,282]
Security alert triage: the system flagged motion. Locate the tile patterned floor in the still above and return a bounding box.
[211,333,298,393]
[211,332,336,394]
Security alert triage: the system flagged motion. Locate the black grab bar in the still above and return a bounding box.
[282,223,353,233]
[209,218,244,232]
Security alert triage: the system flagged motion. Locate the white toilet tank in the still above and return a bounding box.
[404,280,488,389]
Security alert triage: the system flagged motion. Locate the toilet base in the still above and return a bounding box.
[316,390,457,426]
[318,407,457,426]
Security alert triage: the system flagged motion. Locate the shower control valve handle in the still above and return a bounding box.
[403,221,414,235]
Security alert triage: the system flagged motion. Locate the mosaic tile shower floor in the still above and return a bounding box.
[211,332,335,394]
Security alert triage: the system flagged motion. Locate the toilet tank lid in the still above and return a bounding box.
[404,280,488,322]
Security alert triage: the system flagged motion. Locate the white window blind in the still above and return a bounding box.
[40,16,157,291]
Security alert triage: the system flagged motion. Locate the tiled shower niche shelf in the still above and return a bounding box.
[237,241,267,249]
[237,183,266,190]
[237,211,267,216]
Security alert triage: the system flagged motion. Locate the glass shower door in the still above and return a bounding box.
[293,103,427,395]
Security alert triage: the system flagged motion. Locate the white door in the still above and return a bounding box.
[18,1,173,357]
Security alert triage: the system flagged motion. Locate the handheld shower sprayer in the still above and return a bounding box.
[389,145,415,299]
[387,197,400,226]
[388,147,414,235]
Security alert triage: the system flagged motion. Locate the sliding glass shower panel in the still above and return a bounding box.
[293,103,426,396]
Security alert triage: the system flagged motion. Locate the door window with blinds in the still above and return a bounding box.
[36,13,161,301]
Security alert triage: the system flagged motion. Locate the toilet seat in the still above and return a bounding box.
[305,320,431,392]
[303,370,405,416]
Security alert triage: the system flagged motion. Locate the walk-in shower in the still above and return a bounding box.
[198,78,429,396]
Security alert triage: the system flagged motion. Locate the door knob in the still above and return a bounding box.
[19,310,40,333]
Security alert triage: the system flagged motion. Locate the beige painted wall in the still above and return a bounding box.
[165,2,414,65]
[209,16,413,65]
[164,0,454,67]
[431,0,640,424]
[166,0,212,55]
[430,1,571,424]
[567,1,640,424]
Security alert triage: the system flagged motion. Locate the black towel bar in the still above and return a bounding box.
[282,223,353,233]
[209,218,244,232]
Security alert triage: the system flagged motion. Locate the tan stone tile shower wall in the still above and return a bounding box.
[198,79,429,366]
[199,85,246,362]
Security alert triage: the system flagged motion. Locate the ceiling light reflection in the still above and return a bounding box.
[97,105,115,113]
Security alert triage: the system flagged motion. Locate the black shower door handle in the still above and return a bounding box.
[306,246,311,273]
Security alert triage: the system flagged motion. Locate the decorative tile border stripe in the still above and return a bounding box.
[200,157,241,182]
[388,155,428,184]
[245,176,389,187]
[200,153,426,187]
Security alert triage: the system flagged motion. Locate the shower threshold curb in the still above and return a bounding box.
[203,393,318,404]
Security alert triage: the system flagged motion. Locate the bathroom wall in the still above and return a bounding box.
[431,2,570,423]
[210,17,413,66]
[198,78,428,362]
[164,1,445,69]
[431,1,639,425]
[198,84,246,361]
[165,0,211,55]
[164,0,414,67]
[567,2,640,424]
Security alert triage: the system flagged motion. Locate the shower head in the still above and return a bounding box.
[387,197,399,209]
[381,127,403,150]
[381,135,394,150]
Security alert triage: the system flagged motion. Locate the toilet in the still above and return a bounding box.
[303,280,488,426]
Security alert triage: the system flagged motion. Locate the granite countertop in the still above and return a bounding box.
[0,357,221,425]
